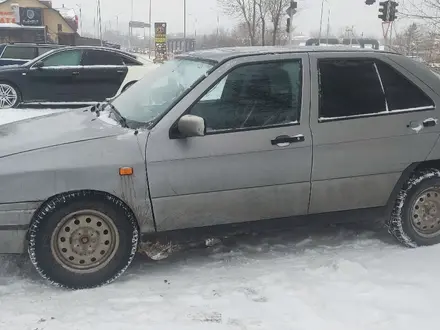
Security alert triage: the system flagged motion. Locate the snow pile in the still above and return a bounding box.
[0,109,58,126]
[1,226,439,329]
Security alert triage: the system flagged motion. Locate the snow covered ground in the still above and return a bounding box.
[1,225,439,330]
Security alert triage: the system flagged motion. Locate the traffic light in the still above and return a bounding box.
[389,1,399,21]
[378,1,389,21]
[365,0,376,4]
[286,17,291,33]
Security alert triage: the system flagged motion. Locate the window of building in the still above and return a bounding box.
[189,60,302,132]
[82,50,124,66]
[42,49,82,67]
[375,61,434,111]
[2,46,36,60]
[318,59,387,119]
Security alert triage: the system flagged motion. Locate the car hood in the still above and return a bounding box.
[0,109,129,158]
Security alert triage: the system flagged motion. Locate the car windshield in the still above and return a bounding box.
[111,58,214,127]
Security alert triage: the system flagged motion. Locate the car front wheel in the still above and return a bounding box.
[28,191,139,289]
[0,82,20,109]
[388,168,440,248]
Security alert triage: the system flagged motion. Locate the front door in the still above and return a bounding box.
[146,54,313,231]
[27,49,84,102]
[308,52,440,214]
[78,50,128,102]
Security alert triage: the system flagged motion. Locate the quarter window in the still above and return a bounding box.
[42,50,82,67]
[375,61,434,111]
[190,60,302,132]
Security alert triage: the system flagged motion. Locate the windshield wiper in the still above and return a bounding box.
[102,100,129,129]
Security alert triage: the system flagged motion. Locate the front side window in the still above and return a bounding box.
[42,50,83,67]
[82,50,124,66]
[319,59,386,119]
[111,58,214,125]
[190,60,302,132]
[3,46,36,59]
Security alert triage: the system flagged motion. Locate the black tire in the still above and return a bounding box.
[388,168,440,248]
[28,191,139,289]
[0,82,21,109]
[121,81,137,93]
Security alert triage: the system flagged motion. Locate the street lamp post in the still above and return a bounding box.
[184,0,187,52]
[149,0,152,58]
[76,4,82,35]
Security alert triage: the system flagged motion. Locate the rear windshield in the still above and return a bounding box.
[2,46,36,59]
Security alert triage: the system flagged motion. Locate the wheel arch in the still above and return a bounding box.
[27,190,141,241]
[122,80,137,92]
[386,160,440,211]
[0,79,22,104]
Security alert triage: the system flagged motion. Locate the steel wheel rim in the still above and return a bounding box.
[0,84,17,109]
[51,210,120,274]
[411,188,440,238]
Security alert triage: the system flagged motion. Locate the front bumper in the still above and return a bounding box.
[0,202,40,254]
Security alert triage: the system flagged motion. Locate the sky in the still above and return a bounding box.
[51,0,420,38]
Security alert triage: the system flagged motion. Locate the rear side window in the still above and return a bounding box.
[318,58,435,120]
[375,61,434,111]
[2,46,36,59]
[319,59,386,118]
[82,50,124,66]
[123,56,142,65]
[38,47,57,56]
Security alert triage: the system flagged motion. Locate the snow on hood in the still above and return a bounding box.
[0,109,57,126]
[0,109,128,158]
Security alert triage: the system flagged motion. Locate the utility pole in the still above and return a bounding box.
[183,0,187,52]
[326,8,330,45]
[318,0,325,45]
[149,0,152,58]
[286,1,297,46]
[97,0,103,46]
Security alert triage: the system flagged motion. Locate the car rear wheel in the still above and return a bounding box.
[388,168,440,248]
[0,82,20,109]
[28,191,139,289]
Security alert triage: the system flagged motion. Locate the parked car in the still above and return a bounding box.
[2,46,440,289]
[0,46,153,109]
[0,43,62,67]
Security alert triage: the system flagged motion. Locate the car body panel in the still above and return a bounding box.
[3,47,440,254]
[0,110,155,246]
[308,51,440,214]
[146,53,313,231]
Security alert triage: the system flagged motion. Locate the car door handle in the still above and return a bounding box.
[271,135,305,147]
[423,118,438,128]
[72,71,80,76]
[117,70,125,73]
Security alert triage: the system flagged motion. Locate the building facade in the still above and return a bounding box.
[0,0,76,43]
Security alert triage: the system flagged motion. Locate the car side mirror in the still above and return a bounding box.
[177,115,205,137]
[33,61,44,69]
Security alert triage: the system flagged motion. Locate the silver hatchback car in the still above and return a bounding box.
[2,46,440,289]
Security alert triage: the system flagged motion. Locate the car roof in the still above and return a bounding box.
[0,43,62,47]
[179,46,398,63]
[57,45,136,58]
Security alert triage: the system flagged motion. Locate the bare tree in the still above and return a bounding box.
[218,0,259,45]
[267,0,290,45]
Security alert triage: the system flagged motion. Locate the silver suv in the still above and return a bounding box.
[1,46,440,289]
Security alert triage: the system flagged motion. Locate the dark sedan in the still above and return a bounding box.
[0,46,153,109]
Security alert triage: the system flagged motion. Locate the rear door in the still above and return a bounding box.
[79,50,128,101]
[26,49,83,102]
[308,52,440,214]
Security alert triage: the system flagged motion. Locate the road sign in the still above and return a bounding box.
[129,21,150,28]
